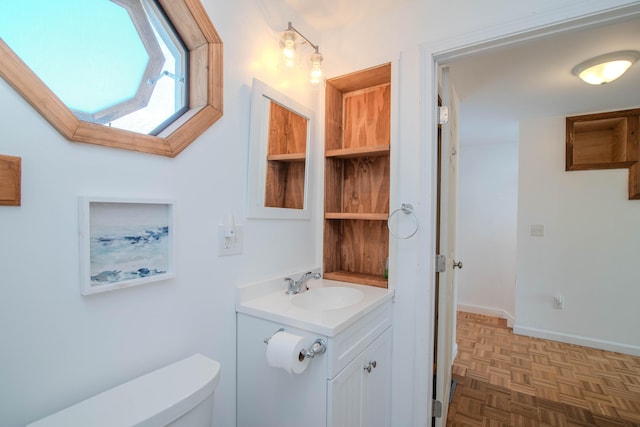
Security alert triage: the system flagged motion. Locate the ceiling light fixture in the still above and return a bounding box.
[572,50,640,85]
[279,22,324,85]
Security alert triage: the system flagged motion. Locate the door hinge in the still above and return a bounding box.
[436,254,446,273]
[432,399,443,418]
[438,106,449,125]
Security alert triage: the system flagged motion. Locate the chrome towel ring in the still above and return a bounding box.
[387,203,419,239]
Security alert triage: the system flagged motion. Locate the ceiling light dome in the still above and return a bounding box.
[572,50,640,85]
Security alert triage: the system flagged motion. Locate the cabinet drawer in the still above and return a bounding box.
[327,301,392,378]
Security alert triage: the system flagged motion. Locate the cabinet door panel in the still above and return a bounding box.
[363,328,392,427]
[328,353,364,427]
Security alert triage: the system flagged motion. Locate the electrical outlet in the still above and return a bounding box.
[553,294,564,309]
[531,224,545,237]
[218,224,243,256]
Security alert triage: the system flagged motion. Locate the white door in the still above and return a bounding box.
[434,66,460,427]
[328,328,392,427]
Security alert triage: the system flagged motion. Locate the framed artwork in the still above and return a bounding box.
[79,197,175,295]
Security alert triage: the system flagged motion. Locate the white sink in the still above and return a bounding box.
[292,286,365,311]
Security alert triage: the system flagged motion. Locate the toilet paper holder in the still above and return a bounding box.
[264,328,327,359]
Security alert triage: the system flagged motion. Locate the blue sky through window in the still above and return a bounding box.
[0,0,149,114]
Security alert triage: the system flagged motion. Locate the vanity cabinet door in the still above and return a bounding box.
[362,327,392,427]
[327,327,392,427]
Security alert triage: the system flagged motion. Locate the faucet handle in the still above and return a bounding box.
[284,277,294,294]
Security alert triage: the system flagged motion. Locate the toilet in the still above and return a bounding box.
[27,354,221,427]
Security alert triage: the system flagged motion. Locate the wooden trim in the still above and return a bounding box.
[326,144,390,158]
[267,153,306,162]
[325,212,388,220]
[0,155,21,206]
[326,63,391,93]
[0,1,223,157]
[323,271,388,288]
[0,40,78,140]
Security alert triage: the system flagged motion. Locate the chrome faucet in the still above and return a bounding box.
[285,271,322,295]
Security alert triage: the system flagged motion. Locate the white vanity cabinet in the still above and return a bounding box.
[328,327,392,427]
[236,281,393,427]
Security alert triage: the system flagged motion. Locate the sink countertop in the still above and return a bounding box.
[236,277,394,337]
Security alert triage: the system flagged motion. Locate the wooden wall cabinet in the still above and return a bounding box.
[566,108,640,199]
[323,63,391,288]
[0,155,21,206]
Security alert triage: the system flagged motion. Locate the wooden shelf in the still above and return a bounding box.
[325,144,390,159]
[267,153,306,162]
[323,63,391,288]
[566,108,640,199]
[323,271,388,288]
[325,212,388,220]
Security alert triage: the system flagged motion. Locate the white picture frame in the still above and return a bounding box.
[79,197,175,295]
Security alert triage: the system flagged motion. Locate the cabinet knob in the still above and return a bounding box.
[364,360,377,373]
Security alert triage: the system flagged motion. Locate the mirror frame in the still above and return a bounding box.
[246,78,314,220]
[0,0,223,158]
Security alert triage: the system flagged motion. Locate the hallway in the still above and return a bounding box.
[446,312,640,426]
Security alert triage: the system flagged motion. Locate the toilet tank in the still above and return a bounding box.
[27,354,221,427]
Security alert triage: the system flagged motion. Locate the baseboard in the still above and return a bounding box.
[457,304,515,328]
[513,324,640,357]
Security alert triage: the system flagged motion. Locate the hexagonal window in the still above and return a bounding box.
[0,0,222,157]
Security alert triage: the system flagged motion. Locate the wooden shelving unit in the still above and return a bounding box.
[323,63,391,288]
[566,108,640,199]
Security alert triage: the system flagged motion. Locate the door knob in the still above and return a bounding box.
[453,260,463,269]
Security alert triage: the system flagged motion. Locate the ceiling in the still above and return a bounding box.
[445,16,640,146]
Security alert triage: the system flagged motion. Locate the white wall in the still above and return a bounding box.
[515,116,640,354]
[2,1,638,426]
[0,1,319,426]
[456,141,518,323]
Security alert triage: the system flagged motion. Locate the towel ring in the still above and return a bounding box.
[387,203,419,239]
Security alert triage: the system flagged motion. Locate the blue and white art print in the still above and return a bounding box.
[80,198,174,295]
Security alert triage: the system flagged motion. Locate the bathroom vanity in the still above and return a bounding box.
[236,276,394,427]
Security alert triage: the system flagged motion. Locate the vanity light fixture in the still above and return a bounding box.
[572,50,640,85]
[279,22,324,85]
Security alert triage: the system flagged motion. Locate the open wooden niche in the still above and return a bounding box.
[323,63,391,288]
[566,108,640,199]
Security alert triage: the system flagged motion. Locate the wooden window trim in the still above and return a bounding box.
[0,0,223,157]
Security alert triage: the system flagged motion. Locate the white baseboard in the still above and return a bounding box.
[457,304,515,328]
[512,325,640,357]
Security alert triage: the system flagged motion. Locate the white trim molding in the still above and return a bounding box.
[513,324,640,357]
[457,304,515,328]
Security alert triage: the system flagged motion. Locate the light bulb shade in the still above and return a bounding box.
[309,52,323,85]
[280,30,296,62]
[572,50,640,85]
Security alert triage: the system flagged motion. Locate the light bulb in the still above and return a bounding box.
[280,30,296,66]
[310,52,323,85]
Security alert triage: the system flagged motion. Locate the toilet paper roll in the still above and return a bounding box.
[265,331,310,374]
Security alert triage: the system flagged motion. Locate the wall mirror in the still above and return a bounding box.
[246,78,313,219]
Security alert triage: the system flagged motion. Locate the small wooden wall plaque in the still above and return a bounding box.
[0,154,21,206]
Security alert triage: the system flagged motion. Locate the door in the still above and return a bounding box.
[433,66,460,427]
[328,328,392,427]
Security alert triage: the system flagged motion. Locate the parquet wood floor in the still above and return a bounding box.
[446,311,640,427]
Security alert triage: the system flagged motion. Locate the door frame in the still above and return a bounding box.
[415,3,640,424]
